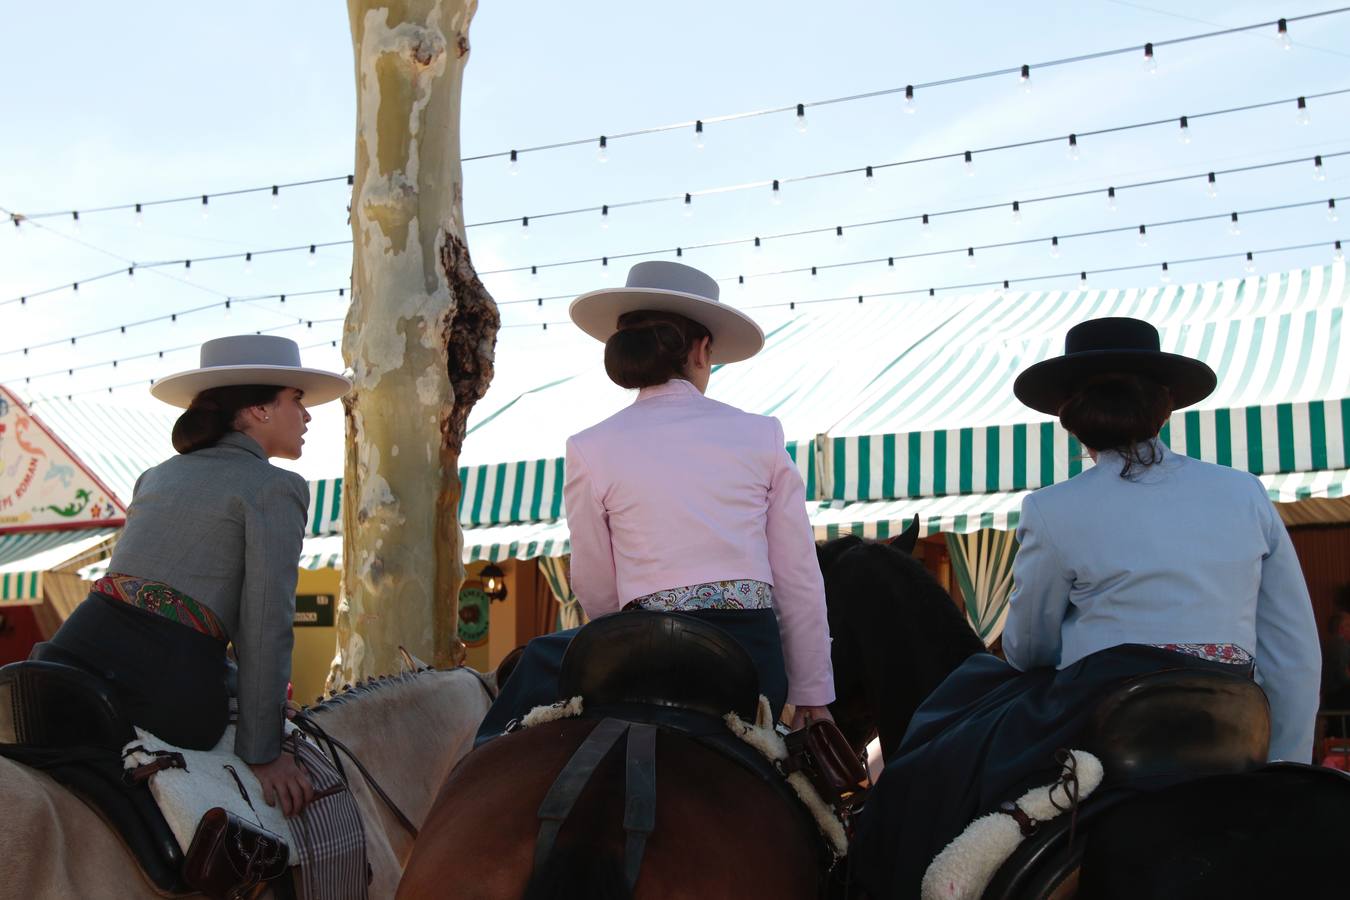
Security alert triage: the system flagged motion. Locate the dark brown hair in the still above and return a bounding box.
[172,384,285,454]
[1057,373,1173,478]
[603,310,712,389]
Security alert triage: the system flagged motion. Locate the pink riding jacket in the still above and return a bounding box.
[563,378,835,707]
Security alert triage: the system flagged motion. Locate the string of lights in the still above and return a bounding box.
[12,234,1345,388]
[0,287,349,358]
[471,88,1350,229]
[4,162,1343,356]
[477,151,1348,279]
[485,195,1348,305]
[13,313,594,398]
[7,7,1345,225]
[6,142,1345,312]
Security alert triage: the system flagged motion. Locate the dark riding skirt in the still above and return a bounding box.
[475,608,788,747]
[35,592,230,750]
[848,644,1257,900]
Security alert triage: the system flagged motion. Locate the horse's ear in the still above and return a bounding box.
[887,515,921,556]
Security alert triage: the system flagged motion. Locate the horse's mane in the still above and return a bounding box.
[304,667,457,716]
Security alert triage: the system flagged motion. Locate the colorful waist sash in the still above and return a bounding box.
[626,579,774,613]
[1150,642,1253,665]
[95,573,229,643]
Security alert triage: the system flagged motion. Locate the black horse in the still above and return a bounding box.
[819,529,1350,899]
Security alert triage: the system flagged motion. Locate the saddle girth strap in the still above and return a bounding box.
[623,723,657,893]
[534,718,629,875]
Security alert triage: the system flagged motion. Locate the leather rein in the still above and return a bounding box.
[291,711,419,839]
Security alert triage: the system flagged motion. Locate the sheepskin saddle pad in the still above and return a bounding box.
[123,724,301,866]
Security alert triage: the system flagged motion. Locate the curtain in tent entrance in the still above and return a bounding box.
[944,529,1019,646]
[537,556,586,632]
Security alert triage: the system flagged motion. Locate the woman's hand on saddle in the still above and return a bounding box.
[249,752,314,818]
[790,705,835,730]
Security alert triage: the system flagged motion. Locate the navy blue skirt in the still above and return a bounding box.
[848,644,1256,899]
[475,607,788,746]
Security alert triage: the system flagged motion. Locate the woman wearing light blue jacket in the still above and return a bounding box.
[849,316,1321,899]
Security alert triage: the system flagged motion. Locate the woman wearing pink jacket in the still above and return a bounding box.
[475,261,835,743]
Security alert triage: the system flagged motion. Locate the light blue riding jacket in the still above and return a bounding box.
[1003,443,1321,762]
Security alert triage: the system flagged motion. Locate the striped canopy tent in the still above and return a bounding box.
[0,529,118,605]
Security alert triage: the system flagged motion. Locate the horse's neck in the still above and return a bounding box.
[305,669,492,827]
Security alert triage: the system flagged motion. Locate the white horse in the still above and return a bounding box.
[0,666,494,899]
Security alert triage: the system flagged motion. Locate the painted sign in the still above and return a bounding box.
[0,387,126,533]
[457,582,490,648]
[294,593,335,627]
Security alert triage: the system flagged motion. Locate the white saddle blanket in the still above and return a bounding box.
[122,725,299,867]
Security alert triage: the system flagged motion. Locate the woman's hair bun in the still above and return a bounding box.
[603,310,711,389]
[171,384,285,454]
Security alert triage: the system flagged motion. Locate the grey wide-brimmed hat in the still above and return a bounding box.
[150,335,352,409]
[1013,317,1216,415]
[569,261,765,364]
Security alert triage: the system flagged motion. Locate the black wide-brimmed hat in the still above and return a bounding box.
[1013,317,1217,415]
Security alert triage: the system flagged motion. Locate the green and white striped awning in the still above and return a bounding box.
[0,528,117,604]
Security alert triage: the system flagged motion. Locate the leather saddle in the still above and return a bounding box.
[0,656,189,895]
[558,610,761,722]
[980,666,1271,900]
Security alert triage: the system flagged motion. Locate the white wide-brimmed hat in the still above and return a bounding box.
[569,261,765,364]
[150,335,352,409]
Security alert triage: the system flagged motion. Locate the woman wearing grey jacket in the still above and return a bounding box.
[37,335,349,816]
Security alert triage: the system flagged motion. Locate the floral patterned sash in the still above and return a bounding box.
[95,573,229,642]
[627,579,774,613]
[1150,643,1253,666]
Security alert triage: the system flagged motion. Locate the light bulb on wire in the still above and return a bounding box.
[135,203,144,227]
[835,225,845,243]
[600,204,610,230]
[1229,212,1241,236]
[964,150,975,176]
[596,136,608,163]
[1160,262,1171,283]
[508,150,519,175]
[1314,155,1326,181]
[1011,201,1022,225]
[271,185,280,210]
[71,211,80,234]
[1079,271,1089,289]
[1296,97,1311,126]
[244,252,253,275]
[1050,236,1061,258]
[683,193,693,218]
[1277,18,1292,51]
[920,213,932,238]
[1143,42,1157,74]
[1329,199,1340,223]
[1019,64,1031,93]
[521,216,530,240]
[1335,241,1345,263]
[1206,172,1218,199]
[1178,116,1190,144]
[771,180,782,206]
[694,120,704,150]
[201,195,209,221]
[864,165,875,192]
[795,103,808,134]
[308,244,317,267]
[1244,252,1256,275]
[966,247,976,269]
[1106,187,1117,212]
[1137,225,1148,247]
[1067,134,1080,161]
[904,84,915,114]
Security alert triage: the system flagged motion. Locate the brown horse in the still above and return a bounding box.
[0,665,493,899]
[398,527,945,900]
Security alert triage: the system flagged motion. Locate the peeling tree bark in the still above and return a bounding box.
[334,0,497,683]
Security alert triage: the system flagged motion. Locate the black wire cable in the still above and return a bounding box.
[7,5,1346,220]
[5,139,1343,311]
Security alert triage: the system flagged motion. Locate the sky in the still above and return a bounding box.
[1,1,1347,480]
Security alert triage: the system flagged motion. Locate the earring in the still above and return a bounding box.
[264,416,271,422]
